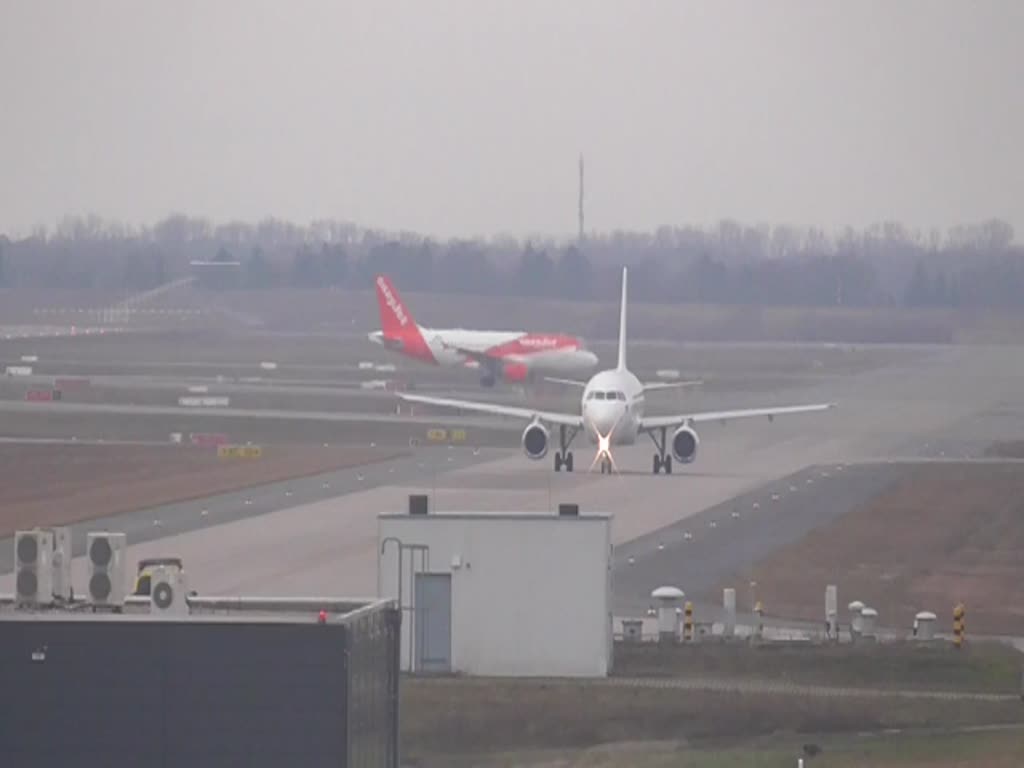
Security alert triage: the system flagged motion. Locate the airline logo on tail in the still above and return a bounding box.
[376,275,409,330]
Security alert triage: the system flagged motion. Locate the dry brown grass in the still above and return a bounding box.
[710,463,1024,635]
[0,442,406,534]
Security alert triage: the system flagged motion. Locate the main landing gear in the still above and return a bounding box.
[554,424,578,472]
[646,426,673,475]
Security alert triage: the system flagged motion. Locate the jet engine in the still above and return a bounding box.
[502,362,530,383]
[521,421,549,460]
[671,425,699,464]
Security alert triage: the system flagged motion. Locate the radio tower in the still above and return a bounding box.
[578,153,585,245]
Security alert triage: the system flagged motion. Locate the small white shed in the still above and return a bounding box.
[377,498,613,677]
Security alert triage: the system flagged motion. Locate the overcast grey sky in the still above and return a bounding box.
[1,0,1021,240]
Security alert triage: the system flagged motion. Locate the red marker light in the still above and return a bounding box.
[318,609,328,624]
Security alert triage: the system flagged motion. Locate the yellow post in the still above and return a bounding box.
[953,603,965,649]
[683,601,694,642]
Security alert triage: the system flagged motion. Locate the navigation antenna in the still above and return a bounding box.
[578,153,585,245]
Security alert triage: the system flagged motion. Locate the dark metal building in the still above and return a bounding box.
[0,600,400,768]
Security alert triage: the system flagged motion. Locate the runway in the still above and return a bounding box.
[610,461,913,616]
[3,343,1024,621]
[0,446,501,582]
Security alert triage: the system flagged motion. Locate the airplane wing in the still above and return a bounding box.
[640,402,836,431]
[397,392,584,428]
[641,380,702,393]
[543,377,588,388]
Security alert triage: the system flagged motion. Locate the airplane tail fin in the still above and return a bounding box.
[616,266,628,371]
[375,274,417,338]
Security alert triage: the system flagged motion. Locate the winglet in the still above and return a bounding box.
[617,266,628,371]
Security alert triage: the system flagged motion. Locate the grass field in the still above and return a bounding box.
[0,442,406,534]
[400,642,1024,764]
[710,462,1024,636]
[400,675,1024,765]
[613,641,1023,694]
[417,728,1024,767]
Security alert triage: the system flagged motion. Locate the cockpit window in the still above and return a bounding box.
[587,390,625,401]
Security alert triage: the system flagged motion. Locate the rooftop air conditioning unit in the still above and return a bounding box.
[87,532,127,610]
[14,529,54,608]
[46,526,73,602]
[149,564,189,617]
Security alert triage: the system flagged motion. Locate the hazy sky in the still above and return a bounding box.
[1,0,1022,240]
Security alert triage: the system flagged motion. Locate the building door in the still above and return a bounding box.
[414,573,451,673]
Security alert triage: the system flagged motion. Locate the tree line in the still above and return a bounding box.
[0,214,1021,309]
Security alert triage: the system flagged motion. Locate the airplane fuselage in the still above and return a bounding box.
[369,274,598,385]
[580,368,645,446]
[370,325,598,377]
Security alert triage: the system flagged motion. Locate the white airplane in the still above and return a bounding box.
[397,267,836,474]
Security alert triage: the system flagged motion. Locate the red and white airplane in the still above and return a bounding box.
[367,275,599,387]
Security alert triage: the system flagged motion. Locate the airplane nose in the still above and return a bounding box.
[586,402,622,436]
[580,350,599,367]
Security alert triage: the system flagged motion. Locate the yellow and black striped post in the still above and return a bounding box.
[953,603,965,649]
[683,601,694,642]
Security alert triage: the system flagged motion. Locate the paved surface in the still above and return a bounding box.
[610,461,913,616]
[0,446,500,583]
[3,344,1024,618]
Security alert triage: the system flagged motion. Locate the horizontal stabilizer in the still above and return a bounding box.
[543,377,588,388]
[641,380,702,393]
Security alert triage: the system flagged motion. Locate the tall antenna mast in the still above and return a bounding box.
[578,153,585,245]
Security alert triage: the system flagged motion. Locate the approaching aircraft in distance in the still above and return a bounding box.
[368,274,599,387]
[398,267,836,475]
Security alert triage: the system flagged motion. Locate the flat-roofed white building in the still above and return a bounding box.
[378,498,613,677]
